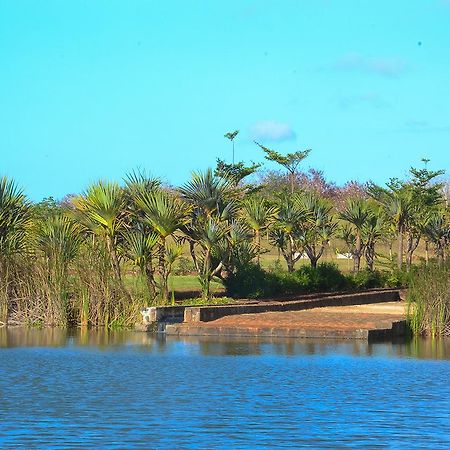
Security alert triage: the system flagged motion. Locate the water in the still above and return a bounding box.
[1,329,449,449]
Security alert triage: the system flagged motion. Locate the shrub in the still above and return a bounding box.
[348,269,387,289]
[173,256,195,275]
[223,263,281,298]
[224,262,349,299]
[295,263,349,292]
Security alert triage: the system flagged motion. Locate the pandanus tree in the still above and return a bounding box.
[35,214,83,326]
[0,176,31,324]
[72,181,129,297]
[269,194,308,272]
[339,198,371,272]
[296,193,337,268]
[181,169,239,298]
[424,211,450,265]
[361,206,385,271]
[241,197,278,265]
[122,170,161,300]
[135,189,191,303]
[255,142,311,194]
[121,230,159,300]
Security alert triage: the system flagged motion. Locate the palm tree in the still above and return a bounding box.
[135,189,191,302]
[296,193,337,268]
[121,229,159,300]
[339,198,370,272]
[180,168,236,218]
[361,207,385,271]
[0,176,30,324]
[270,195,308,272]
[424,211,450,265]
[72,181,128,289]
[385,192,414,270]
[241,197,278,264]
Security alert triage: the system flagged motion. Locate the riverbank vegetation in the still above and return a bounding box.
[0,143,448,329]
[407,262,450,337]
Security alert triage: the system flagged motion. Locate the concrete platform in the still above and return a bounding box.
[165,302,408,341]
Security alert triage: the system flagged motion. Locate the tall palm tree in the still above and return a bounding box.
[135,189,191,302]
[241,197,278,264]
[339,198,370,272]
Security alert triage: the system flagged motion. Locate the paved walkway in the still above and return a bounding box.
[166,302,407,340]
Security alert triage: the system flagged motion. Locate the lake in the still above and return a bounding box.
[1,328,449,449]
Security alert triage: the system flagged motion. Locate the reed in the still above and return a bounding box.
[407,262,450,337]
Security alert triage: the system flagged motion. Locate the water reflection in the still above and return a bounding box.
[1,327,449,360]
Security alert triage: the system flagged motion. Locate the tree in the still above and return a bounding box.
[72,181,128,292]
[181,170,238,299]
[214,158,261,186]
[135,189,191,303]
[269,194,308,272]
[255,142,311,194]
[224,130,239,164]
[424,210,450,265]
[241,197,278,265]
[368,164,445,270]
[296,193,337,268]
[339,198,371,272]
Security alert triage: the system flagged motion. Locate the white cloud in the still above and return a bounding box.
[250,120,296,142]
[333,52,407,77]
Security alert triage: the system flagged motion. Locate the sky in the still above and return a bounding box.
[1,0,450,201]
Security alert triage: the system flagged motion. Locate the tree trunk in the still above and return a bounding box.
[158,238,169,303]
[256,230,261,266]
[365,244,375,271]
[397,228,403,270]
[286,235,295,272]
[353,233,362,272]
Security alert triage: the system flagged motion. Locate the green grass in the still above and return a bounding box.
[168,275,223,293]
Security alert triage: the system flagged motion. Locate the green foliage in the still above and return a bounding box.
[224,262,350,299]
[347,269,386,289]
[407,262,450,336]
[214,158,261,184]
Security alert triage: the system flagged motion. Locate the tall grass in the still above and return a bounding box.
[407,262,450,337]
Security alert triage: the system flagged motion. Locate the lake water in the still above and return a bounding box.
[1,328,449,449]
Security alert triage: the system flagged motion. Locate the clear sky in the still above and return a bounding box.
[1,0,450,201]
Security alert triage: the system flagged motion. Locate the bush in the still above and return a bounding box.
[173,256,195,275]
[384,268,410,288]
[223,263,282,298]
[348,269,387,289]
[224,262,349,299]
[295,263,349,292]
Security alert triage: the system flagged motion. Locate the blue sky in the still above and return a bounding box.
[1,0,450,201]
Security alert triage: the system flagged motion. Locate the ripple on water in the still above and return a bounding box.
[0,329,449,449]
